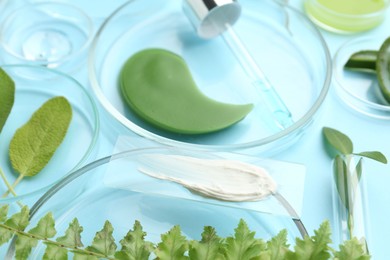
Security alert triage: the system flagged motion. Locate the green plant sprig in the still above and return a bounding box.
[0,205,370,260]
[0,68,72,199]
[323,127,387,164]
[4,96,72,198]
[322,127,387,246]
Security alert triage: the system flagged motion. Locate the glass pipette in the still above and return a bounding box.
[183,0,294,130]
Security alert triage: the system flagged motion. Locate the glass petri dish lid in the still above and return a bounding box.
[333,36,390,119]
[26,0,128,23]
[0,2,94,73]
[0,64,99,204]
[89,0,331,154]
[5,147,307,259]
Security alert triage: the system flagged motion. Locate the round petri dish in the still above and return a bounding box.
[304,0,389,33]
[5,147,307,259]
[0,64,99,204]
[88,0,331,155]
[0,2,94,73]
[26,0,128,22]
[333,36,390,119]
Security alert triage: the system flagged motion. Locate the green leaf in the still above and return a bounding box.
[29,212,56,239]
[56,218,83,248]
[356,158,363,182]
[323,127,353,155]
[14,212,56,260]
[72,250,99,260]
[262,229,290,260]
[9,96,72,177]
[291,221,332,260]
[0,67,15,134]
[0,205,375,260]
[1,206,30,252]
[0,225,14,246]
[189,226,222,260]
[0,205,9,223]
[114,251,131,260]
[222,219,266,260]
[355,151,388,164]
[86,221,117,256]
[333,155,351,212]
[0,205,10,246]
[4,206,30,230]
[155,225,189,260]
[114,220,154,260]
[43,242,68,260]
[15,235,37,260]
[334,238,371,260]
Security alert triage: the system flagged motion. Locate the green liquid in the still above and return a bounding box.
[305,0,387,33]
[119,48,253,134]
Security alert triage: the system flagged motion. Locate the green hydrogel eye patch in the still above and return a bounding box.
[119,48,253,134]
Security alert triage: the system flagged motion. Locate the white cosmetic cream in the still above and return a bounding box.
[138,154,277,202]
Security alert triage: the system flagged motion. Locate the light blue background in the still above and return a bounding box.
[1,0,389,259]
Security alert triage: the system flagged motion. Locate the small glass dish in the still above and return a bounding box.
[304,0,389,33]
[89,0,331,155]
[5,147,307,259]
[27,0,128,23]
[333,36,390,119]
[0,2,94,73]
[0,64,99,204]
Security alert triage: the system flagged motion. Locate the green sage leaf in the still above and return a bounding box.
[0,67,15,134]
[355,151,388,164]
[86,221,117,256]
[9,96,72,177]
[155,225,188,260]
[115,220,154,260]
[189,226,222,260]
[56,218,83,248]
[323,127,353,155]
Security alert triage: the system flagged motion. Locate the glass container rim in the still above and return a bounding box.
[26,147,308,237]
[333,37,390,119]
[0,63,100,203]
[0,1,95,66]
[88,0,332,151]
[306,0,390,19]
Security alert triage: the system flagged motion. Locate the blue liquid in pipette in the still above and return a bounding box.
[222,23,294,130]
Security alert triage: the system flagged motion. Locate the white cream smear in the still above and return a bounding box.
[138,154,277,202]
